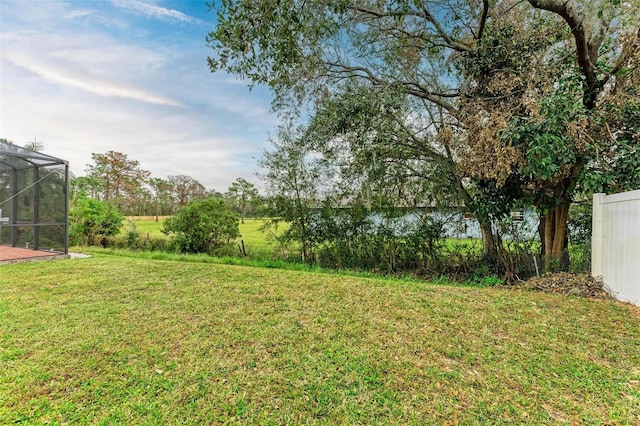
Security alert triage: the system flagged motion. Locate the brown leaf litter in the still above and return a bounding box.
[516,272,611,299]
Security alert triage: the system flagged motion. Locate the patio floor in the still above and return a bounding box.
[0,245,69,265]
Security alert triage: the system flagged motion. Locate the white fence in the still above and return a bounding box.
[592,190,640,306]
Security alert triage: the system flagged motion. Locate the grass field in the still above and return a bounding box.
[125,219,166,236]
[127,218,275,251]
[1,253,639,424]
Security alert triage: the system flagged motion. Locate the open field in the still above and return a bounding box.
[125,218,167,236]
[126,218,275,251]
[1,254,639,424]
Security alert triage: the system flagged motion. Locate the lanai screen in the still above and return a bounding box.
[0,141,69,253]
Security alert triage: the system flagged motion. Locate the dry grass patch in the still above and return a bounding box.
[1,254,639,424]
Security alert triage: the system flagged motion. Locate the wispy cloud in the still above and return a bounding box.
[5,53,184,107]
[110,0,206,25]
[63,9,93,20]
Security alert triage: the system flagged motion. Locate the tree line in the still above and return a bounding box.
[71,150,259,220]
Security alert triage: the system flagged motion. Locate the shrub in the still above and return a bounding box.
[69,197,123,246]
[124,220,140,249]
[105,234,169,252]
[162,198,240,255]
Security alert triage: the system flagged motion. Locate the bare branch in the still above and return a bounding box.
[350,5,472,52]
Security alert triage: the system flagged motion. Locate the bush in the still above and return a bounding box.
[568,202,592,245]
[105,234,169,252]
[69,197,123,246]
[124,220,140,249]
[162,198,240,255]
[310,207,445,274]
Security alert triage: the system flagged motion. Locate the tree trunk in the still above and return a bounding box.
[478,217,498,261]
[543,200,571,272]
[538,213,546,257]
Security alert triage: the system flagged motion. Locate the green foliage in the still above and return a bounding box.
[104,233,170,252]
[568,202,593,246]
[457,13,562,83]
[124,220,141,249]
[226,177,259,222]
[259,123,327,261]
[69,197,123,246]
[468,271,504,287]
[162,197,240,255]
[505,74,585,185]
[303,202,445,273]
[581,99,640,194]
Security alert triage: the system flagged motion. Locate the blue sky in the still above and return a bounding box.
[0,0,276,192]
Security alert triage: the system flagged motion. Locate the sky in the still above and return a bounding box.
[0,0,277,192]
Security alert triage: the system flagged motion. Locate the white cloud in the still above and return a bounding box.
[63,9,93,20]
[5,53,184,107]
[110,0,206,25]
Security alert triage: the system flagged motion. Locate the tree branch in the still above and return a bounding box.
[598,38,637,90]
[527,0,598,108]
[325,61,457,113]
[477,0,489,40]
[350,5,471,52]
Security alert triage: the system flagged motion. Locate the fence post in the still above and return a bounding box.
[591,193,606,279]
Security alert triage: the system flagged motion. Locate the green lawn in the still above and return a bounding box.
[1,254,639,424]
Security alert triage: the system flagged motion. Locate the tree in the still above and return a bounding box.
[85,151,150,211]
[306,82,469,215]
[522,0,640,267]
[259,123,326,262]
[226,177,259,223]
[207,0,640,270]
[453,0,640,268]
[162,197,240,255]
[24,138,44,152]
[208,0,514,261]
[167,175,208,211]
[147,177,173,221]
[207,0,502,258]
[71,176,102,200]
[208,189,225,199]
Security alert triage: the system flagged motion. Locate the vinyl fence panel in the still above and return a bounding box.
[592,190,640,306]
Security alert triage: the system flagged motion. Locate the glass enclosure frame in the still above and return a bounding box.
[0,141,69,254]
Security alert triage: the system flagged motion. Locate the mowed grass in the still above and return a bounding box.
[1,255,639,424]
